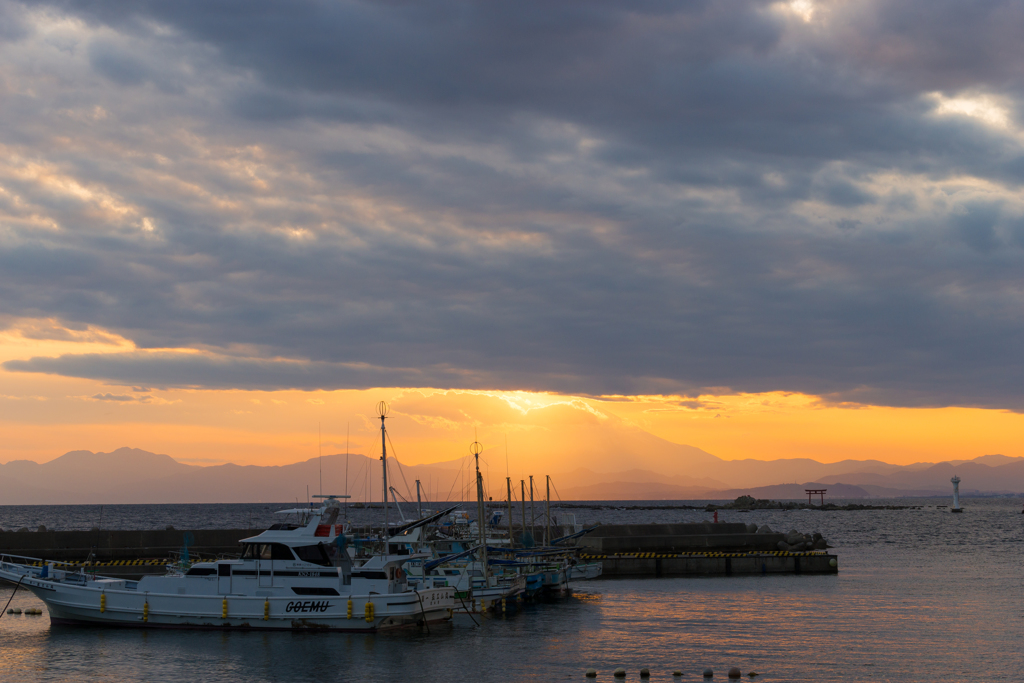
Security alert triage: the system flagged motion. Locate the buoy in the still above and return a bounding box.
[673,672,683,677]
[829,558,837,568]
[263,600,270,621]
[703,668,714,678]
[100,593,106,613]
[347,599,353,619]
[585,669,597,678]
[12,608,21,614]
[640,668,650,678]
[613,668,626,678]
[747,673,759,678]
[221,598,228,619]
[143,602,149,622]
[364,601,375,622]
[728,667,741,678]
[5,608,12,614]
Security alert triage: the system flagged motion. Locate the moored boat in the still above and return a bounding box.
[0,496,454,631]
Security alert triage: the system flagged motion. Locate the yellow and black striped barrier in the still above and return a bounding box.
[27,559,171,568]
[579,551,828,560]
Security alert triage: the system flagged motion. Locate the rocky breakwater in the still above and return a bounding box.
[753,525,829,552]
[578,521,831,554]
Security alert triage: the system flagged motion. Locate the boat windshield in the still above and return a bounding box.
[293,544,333,567]
[240,543,296,560]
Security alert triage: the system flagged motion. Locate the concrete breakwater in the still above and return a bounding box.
[581,551,838,576]
[573,522,837,575]
[0,524,837,580]
[0,528,254,563]
[578,522,830,554]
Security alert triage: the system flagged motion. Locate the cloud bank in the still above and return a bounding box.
[1,0,1024,407]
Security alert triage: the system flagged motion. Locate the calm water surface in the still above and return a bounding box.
[1,498,1021,682]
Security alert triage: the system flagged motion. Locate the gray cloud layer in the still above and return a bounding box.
[1,0,1024,407]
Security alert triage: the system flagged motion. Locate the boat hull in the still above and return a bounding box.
[2,566,453,633]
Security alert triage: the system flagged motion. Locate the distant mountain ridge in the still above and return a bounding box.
[0,447,1021,504]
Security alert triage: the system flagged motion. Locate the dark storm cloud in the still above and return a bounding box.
[2,0,1024,408]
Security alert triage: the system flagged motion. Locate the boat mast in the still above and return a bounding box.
[520,480,526,546]
[378,401,390,542]
[416,479,423,519]
[472,440,488,582]
[545,475,551,546]
[506,477,513,547]
[529,476,535,545]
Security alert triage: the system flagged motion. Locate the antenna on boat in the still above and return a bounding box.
[378,400,390,541]
[345,422,350,519]
[318,421,322,500]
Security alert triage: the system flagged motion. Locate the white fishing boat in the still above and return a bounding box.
[0,496,454,631]
[568,561,603,580]
[0,402,456,632]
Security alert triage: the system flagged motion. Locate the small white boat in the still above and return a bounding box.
[568,561,603,580]
[0,496,454,632]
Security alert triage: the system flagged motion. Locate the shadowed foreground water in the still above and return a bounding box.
[1,498,1021,682]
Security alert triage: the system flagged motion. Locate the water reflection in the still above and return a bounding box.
[1,498,1022,681]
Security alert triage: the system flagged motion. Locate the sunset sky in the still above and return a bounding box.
[1,1,1023,473]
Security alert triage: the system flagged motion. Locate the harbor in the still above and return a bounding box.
[0,406,840,631]
[1,496,1017,682]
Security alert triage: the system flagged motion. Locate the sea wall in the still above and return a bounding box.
[578,523,788,553]
[582,551,838,576]
[0,529,253,562]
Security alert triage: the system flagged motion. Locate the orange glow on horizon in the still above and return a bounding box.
[0,317,1022,472]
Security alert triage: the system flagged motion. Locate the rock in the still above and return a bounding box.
[756,525,773,534]
[791,542,806,551]
[165,525,175,531]
[90,526,100,531]
[745,523,758,533]
[786,531,802,544]
[814,539,828,550]
[16,527,28,533]
[812,532,823,542]
[777,541,791,551]
[37,525,47,532]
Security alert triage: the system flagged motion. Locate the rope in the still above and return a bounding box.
[0,574,26,619]
[456,591,480,627]
[550,478,564,503]
[444,456,467,503]
[413,588,430,634]
[384,429,414,502]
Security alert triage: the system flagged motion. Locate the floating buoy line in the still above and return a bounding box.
[583,666,759,678]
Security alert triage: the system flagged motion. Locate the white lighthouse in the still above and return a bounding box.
[950,475,963,513]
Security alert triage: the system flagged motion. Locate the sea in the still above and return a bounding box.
[1,497,1021,682]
